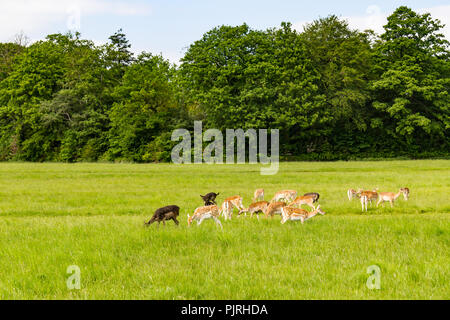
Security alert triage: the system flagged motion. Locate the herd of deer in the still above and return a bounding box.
[185,190,325,229]
[347,187,410,212]
[145,187,410,229]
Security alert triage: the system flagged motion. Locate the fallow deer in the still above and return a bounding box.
[303,192,320,203]
[224,195,245,214]
[145,205,180,227]
[265,201,287,218]
[271,190,297,203]
[348,188,378,201]
[376,188,409,208]
[219,200,233,220]
[200,192,220,206]
[347,189,360,201]
[253,189,264,202]
[360,190,379,212]
[239,201,269,219]
[187,205,223,229]
[288,195,316,209]
[281,205,325,224]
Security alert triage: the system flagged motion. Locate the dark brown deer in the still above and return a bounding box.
[200,192,220,206]
[145,205,180,227]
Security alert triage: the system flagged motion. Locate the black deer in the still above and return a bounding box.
[200,192,220,206]
[145,205,180,227]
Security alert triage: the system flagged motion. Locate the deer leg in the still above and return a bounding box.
[213,217,223,229]
[239,202,246,215]
[361,197,368,212]
[390,200,393,208]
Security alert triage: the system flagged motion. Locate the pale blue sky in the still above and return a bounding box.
[1,0,449,63]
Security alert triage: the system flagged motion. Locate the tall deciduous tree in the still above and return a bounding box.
[371,6,450,148]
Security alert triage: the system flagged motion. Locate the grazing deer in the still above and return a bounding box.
[187,205,223,229]
[253,189,264,202]
[281,205,325,224]
[200,192,220,206]
[348,188,378,201]
[225,195,245,213]
[376,188,409,208]
[219,200,233,220]
[239,201,269,219]
[145,205,180,227]
[303,192,320,203]
[271,190,297,203]
[288,195,316,209]
[265,201,287,218]
[360,190,379,212]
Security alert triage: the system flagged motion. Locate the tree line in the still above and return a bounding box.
[0,6,448,162]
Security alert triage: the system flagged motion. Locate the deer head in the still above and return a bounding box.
[314,205,326,215]
[400,188,409,200]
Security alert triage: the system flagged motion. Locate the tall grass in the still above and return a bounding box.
[0,161,448,299]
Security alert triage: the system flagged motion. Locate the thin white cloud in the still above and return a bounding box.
[345,5,387,35]
[0,0,151,42]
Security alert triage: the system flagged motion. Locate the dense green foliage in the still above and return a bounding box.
[0,6,448,162]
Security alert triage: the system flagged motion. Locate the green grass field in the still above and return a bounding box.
[0,161,449,299]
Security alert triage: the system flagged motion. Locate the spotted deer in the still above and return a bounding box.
[360,190,379,212]
[265,201,287,218]
[271,190,297,203]
[281,205,325,224]
[239,201,269,219]
[376,188,409,208]
[224,195,245,214]
[253,189,264,202]
[288,194,317,209]
[187,205,223,229]
[303,192,320,203]
[219,200,233,220]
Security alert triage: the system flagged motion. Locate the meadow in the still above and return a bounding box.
[0,160,448,299]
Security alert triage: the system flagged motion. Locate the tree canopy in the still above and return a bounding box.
[0,6,448,162]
